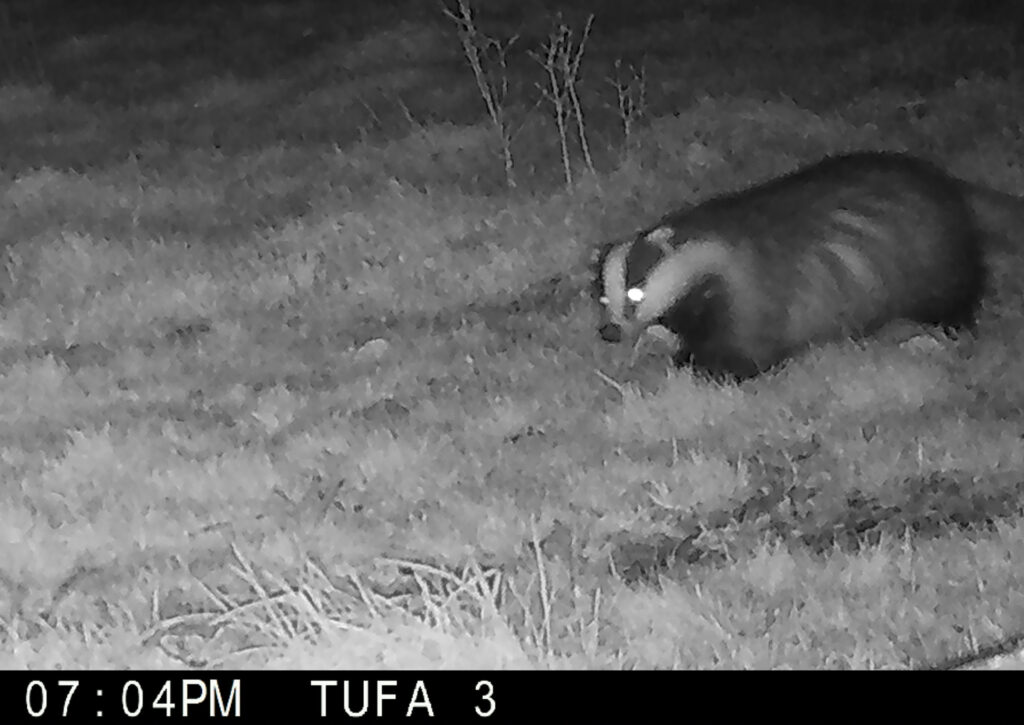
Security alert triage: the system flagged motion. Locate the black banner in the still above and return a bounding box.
[0,670,1003,724]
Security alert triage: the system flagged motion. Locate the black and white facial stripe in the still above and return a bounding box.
[598,226,676,342]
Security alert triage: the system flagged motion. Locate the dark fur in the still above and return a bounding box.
[595,151,1005,379]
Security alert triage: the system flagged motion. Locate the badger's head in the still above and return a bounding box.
[595,225,677,344]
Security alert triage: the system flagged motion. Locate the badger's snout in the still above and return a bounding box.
[599,322,623,343]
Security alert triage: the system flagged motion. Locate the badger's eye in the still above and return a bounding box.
[626,287,645,303]
[598,295,610,306]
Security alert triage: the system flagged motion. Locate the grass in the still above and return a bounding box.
[1,0,1023,669]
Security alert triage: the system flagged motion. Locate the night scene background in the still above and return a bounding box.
[1,0,1023,669]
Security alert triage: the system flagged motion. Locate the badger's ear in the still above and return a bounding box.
[643,225,676,253]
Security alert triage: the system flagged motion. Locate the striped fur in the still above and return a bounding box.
[595,151,1001,379]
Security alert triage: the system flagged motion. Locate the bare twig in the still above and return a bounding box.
[530,14,596,190]
[607,58,648,152]
[565,15,596,176]
[594,369,625,398]
[531,28,572,187]
[442,0,521,188]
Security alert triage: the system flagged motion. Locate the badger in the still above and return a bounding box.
[594,151,1013,379]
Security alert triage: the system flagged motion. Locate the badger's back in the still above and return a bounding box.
[601,152,987,377]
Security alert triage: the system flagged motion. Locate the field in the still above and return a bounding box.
[2,0,1024,669]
